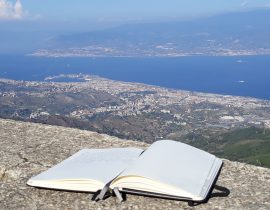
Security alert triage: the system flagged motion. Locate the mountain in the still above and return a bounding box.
[1,118,270,209]
[57,9,270,46]
[1,9,270,56]
[33,9,270,57]
[0,20,106,54]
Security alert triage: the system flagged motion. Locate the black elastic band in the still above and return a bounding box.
[209,185,230,198]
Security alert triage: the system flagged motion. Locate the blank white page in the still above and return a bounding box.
[117,140,222,200]
[28,148,143,189]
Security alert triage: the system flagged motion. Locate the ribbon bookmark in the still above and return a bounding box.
[113,187,124,202]
[94,185,110,201]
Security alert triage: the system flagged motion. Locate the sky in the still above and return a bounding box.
[1,0,270,23]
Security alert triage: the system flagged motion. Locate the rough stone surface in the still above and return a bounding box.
[0,118,269,210]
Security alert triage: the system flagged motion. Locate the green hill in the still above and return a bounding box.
[182,127,270,168]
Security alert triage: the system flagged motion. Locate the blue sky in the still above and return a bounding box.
[1,0,270,22]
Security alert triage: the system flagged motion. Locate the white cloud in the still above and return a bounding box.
[0,0,25,20]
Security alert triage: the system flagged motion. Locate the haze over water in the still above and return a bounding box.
[0,55,269,100]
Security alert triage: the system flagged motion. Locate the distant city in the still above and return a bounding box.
[1,74,270,141]
[31,46,270,58]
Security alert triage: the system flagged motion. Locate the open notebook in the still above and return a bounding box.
[27,140,223,202]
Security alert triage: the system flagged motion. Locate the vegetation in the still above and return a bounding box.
[182,127,270,168]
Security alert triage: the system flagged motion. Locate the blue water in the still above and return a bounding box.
[0,55,269,100]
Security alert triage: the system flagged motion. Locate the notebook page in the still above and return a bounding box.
[28,148,143,186]
[116,140,222,199]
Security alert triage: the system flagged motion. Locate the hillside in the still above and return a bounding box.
[1,76,270,168]
[0,118,269,210]
[1,9,270,55]
[181,127,270,168]
[32,9,270,57]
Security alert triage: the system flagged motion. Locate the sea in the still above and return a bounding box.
[0,55,269,100]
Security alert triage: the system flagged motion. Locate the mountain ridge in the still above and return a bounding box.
[32,9,270,57]
[1,9,269,55]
